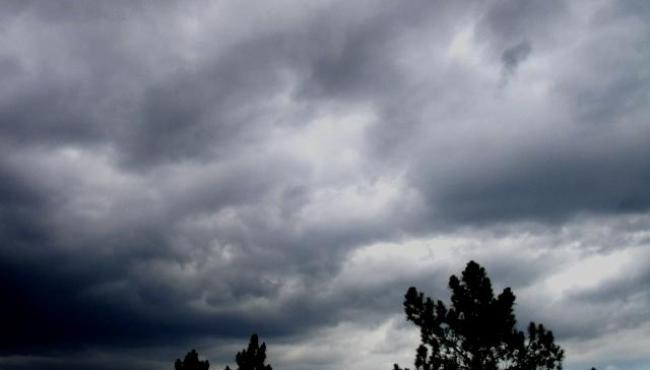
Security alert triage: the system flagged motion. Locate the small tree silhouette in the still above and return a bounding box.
[225,334,273,370]
[175,349,210,370]
[394,261,564,370]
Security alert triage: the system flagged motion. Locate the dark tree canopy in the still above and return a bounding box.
[175,349,210,370]
[225,334,273,370]
[394,261,564,370]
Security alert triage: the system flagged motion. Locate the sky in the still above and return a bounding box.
[0,1,649,370]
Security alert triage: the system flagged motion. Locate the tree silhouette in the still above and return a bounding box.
[224,334,273,370]
[394,261,564,370]
[175,349,210,370]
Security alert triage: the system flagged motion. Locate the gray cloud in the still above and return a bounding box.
[416,132,650,225]
[476,0,568,52]
[0,1,649,370]
[501,40,531,76]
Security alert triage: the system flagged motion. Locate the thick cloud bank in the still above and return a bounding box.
[0,1,649,370]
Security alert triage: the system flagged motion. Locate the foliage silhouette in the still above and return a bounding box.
[175,349,210,370]
[224,333,273,370]
[394,261,564,370]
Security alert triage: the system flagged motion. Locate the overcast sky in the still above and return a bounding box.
[0,1,649,370]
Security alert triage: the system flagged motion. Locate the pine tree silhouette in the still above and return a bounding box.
[394,261,564,370]
[225,334,273,370]
[175,349,210,370]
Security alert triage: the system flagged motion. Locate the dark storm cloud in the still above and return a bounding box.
[0,162,49,251]
[418,134,650,224]
[399,0,650,226]
[121,0,471,168]
[475,0,567,51]
[0,77,108,145]
[0,0,444,168]
[124,34,296,167]
[0,0,176,22]
[1,1,649,370]
[0,151,401,359]
[501,40,531,75]
[0,159,183,352]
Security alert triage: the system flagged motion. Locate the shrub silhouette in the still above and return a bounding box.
[175,349,210,370]
[225,334,273,370]
[394,261,564,370]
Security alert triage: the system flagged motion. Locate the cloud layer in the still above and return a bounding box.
[0,1,649,370]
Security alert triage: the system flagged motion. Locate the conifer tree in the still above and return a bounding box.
[175,349,210,370]
[394,261,564,370]
[225,334,273,370]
